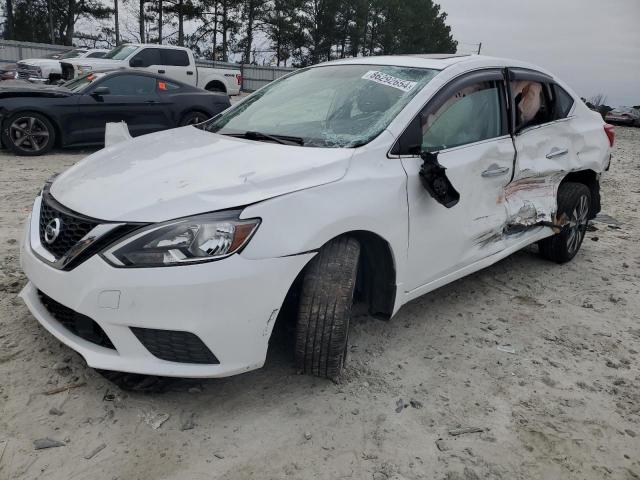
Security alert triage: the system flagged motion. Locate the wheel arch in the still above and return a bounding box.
[560,169,600,219]
[204,80,227,93]
[277,230,397,326]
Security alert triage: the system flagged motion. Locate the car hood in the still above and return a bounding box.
[0,80,71,98]
[18,59,64,75]
[50,127,353,222]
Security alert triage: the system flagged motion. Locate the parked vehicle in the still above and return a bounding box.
[20,55,612,389]
[60,44,242,95]
[16,48,109,84]
[0,70,230,155]
[0,62,17,80]
[605,107,640,126]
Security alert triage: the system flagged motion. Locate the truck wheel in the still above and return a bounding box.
[295,236,360,380]
[2,112,55,156]
[538,182,591,263]
[179,111,210,126]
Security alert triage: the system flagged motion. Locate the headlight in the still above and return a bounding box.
[102,211,260,267]
[77,65,92,73]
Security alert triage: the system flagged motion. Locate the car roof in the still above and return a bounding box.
[316,54,553,76]
[123,43,191,52]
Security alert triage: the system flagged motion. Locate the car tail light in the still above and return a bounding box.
[236,74,242,85]
[604,124,615,147]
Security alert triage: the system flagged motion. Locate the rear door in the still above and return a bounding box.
[159,49,195,85]
[505,68,577,229]
[70,74,172,144]
[396,69,515,292]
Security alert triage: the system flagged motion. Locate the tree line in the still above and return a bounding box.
[2,0,457,66]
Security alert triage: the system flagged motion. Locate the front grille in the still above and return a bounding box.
[131,328,219,364]
[39,195,99,260]
[37,290,115,349]
[17,63,41,80]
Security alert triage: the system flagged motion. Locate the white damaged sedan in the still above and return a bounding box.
[20,54,613,388]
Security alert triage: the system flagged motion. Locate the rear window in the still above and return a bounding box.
[553,85,574,119]
[161,49,190,67]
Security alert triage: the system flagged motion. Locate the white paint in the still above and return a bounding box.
[21,54,611,377]
[104,122,133,147]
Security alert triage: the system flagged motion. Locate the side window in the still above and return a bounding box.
[161,49,190,67]
[511,81,553,131]
[130,48,162,68]
[157,80,181,91]
[421,81,503,151]
[553,84,574,119]
[87,52,106,58]
[99,75,156,95]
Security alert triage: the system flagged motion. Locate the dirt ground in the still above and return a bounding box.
[0,127,639,480]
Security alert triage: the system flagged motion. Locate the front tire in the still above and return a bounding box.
[295,237,360,380]
[538,182,591,263]
[2,111,55,156]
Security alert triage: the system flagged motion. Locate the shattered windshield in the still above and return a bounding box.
[203,64,438,148]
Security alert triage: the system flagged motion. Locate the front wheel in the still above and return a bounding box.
[538,182,591,263]
[295,237,360,380]
[2,112,56,156]
[179,111,211,126]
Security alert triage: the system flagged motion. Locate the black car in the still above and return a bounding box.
[0,70,231,156]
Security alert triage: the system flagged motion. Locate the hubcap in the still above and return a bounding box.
[566,194,589,254]
[9,116,50,152]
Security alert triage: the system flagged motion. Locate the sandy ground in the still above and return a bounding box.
[0,127,639,480]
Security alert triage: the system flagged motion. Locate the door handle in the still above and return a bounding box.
[145,100,158,104]
[546,148,568,159]
[186,71,194,76]
[158,69,165,74]
[481,165,510,177]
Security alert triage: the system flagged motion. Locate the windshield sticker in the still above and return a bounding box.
[361,70,417,92]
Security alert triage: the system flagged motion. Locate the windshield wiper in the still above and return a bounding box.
[222,131,304,146]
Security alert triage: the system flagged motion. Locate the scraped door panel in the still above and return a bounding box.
[402,137,514,292]
[507,121,575,227]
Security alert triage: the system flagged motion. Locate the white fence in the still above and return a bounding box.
[0,39,295,91]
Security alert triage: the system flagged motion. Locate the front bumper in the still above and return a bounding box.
[20,207,314,378]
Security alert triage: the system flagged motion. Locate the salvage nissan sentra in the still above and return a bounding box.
[20,54,613,389]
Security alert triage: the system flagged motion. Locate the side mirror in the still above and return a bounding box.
[91,86,110,97]
[130,58,143,68]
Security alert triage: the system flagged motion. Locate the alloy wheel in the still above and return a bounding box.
[566,194,589,255]
[9,116,50,153]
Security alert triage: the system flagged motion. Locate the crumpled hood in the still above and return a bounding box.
[51,127,353,222]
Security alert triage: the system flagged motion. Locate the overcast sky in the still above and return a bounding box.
[438,0,640,107]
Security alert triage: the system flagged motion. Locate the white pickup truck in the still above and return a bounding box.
[60,44,242,95]
[16,48,109,83]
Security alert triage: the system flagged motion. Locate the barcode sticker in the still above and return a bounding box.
[361,70,417,92]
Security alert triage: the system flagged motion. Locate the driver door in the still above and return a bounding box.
[398,70,515,294]
[69,73,171,144]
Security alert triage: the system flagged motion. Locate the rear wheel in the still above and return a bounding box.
[2,112,55,156]
[179,110,211,126]
[538,182,591,263]
[295,237,360,380]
